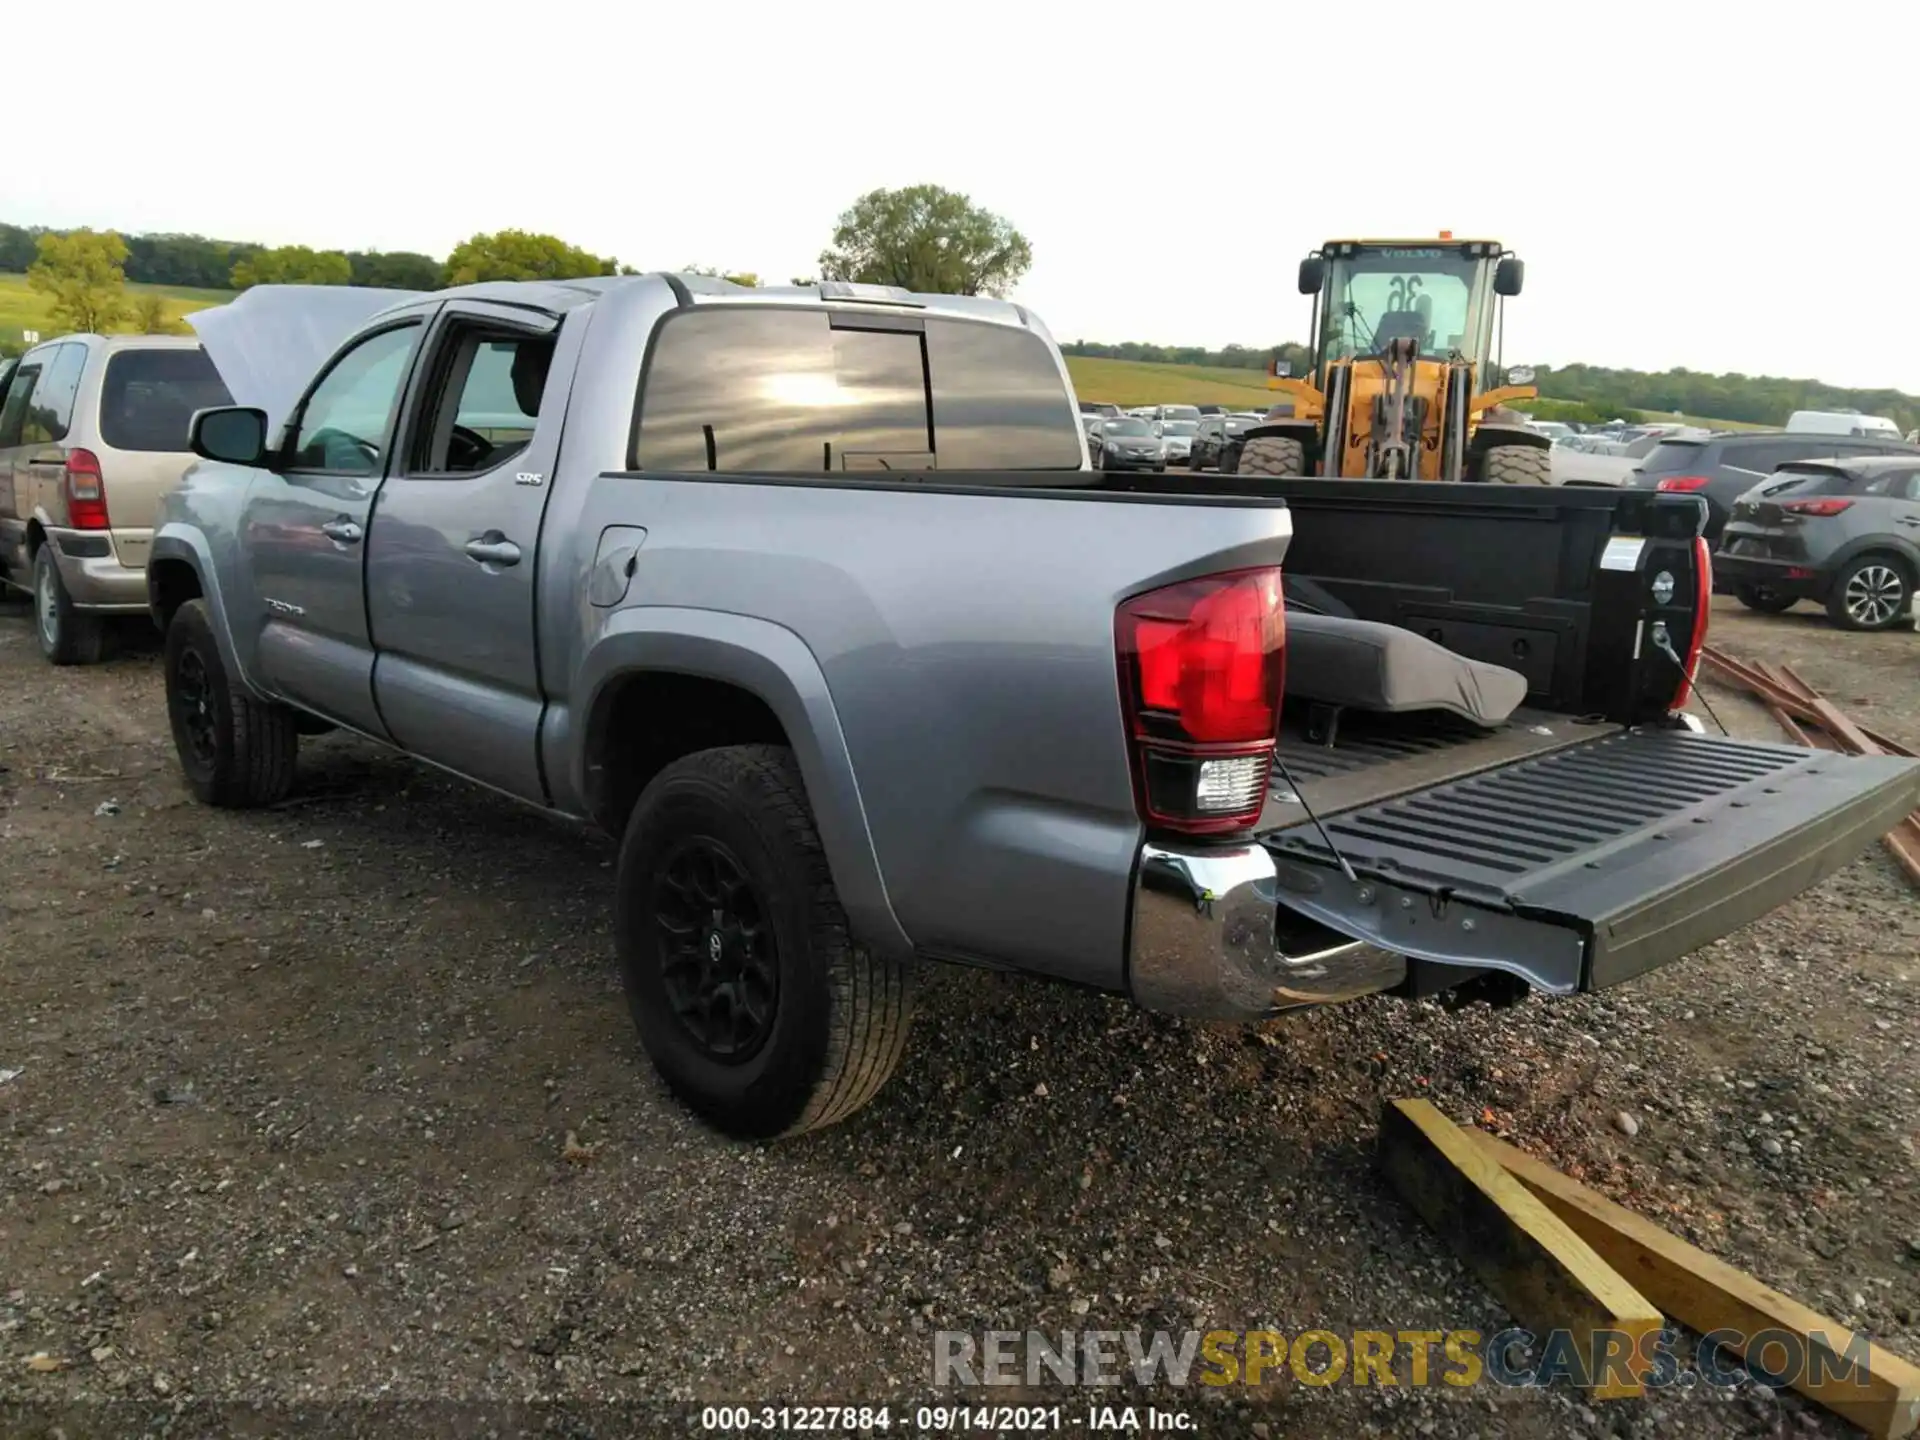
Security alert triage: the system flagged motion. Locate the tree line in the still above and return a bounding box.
[1060,342,1918,432]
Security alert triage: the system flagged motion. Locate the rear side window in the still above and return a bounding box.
[21,343,87,444]
[632,307,1080,472]
[923,316,1079,469]
[98,348,235,452]
[0,359,39,446]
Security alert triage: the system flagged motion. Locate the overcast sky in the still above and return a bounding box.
[9,0,1915,392]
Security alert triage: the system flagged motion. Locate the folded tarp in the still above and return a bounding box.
[1285,611,1527,727]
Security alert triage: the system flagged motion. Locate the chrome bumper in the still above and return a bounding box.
[1128,841,1406,1020]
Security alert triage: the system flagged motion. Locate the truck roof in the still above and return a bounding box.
[375,274,1044,334]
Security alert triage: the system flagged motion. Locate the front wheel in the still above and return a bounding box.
[615,745,916,1139]
[1238,436,1306,477]
[164,599,300,807]
[1826,556,1911,631]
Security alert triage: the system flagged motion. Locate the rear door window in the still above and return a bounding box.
[22,343,87,445]
[923,316,1079,469]
[98,348,235,452]
[0,358,42,447]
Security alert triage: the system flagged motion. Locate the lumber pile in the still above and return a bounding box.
[1697,644,1920,887]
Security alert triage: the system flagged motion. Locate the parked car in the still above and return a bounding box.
[1192,412,1269,470]
[1629,430,1920,541]
[1714,455,1920,630]
[1786,409,1902,439]
[1156,418,1198,466]
[151,276,1919,1142]
[1078,400,1122,418]
[1088,416,1167,471]
[1526,420,1574,443]
[0,334,234,663]
[1147,404,1203,424]
[1195,404,1226,416]
[1549,429,1691,486]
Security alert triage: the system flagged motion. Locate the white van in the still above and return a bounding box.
[1785,409,1901,438]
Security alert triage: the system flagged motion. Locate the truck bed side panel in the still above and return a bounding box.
[558,474,1293,989]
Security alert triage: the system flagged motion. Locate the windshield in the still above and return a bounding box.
[1320,246,1491,366]
[1161,420,1198,436]
[1104,419,1152,437]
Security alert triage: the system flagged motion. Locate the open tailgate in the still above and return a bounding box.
[1261,729,1920,992]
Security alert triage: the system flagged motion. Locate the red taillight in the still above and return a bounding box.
[1116,567,1285,835]
[1782,497,1853,517]
[1671,537,1712,711]
[64,449,110,530]
[1656,475,1710,493]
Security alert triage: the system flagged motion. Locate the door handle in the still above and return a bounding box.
[464,533,522,567]
[320,518,363,544]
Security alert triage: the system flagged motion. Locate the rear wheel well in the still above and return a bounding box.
[584,672,791,833]
[25,519,46,554]
[148,558,205,633]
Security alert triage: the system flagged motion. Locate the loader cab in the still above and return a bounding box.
[1296,239,1519,391]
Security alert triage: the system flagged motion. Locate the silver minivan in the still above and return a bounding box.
[0,335,232,663]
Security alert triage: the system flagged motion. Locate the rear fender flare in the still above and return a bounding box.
[570,608,910,961]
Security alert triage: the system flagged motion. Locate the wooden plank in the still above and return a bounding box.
[1377,1100,1662,1399]
[1698,650,1826,727]
[1773,663,1915,758]
[1464,1127,1920,1439]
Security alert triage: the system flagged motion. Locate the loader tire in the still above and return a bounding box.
[1482,444,1552,485]
[1237,437,1307,478]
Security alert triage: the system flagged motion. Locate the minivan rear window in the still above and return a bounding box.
[98,348,234,453]
[1636,438,1706,474]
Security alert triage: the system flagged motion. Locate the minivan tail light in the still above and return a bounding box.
[1656,475,1710,493]
[1116,567,1285,835]
[64,449,110,530]
[1670,537,1712,711]
[1782,497,1854,517]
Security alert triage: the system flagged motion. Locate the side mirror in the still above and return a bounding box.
[1494,256,1525,297]
[1269,356,1292,379]
[1507,365,1536,386]
[1297,256,1324,295]
[190,406,269,466]
[1151,423,1164,436]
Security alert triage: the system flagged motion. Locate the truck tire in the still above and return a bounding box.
[615,744,916,1139]
[1482,444,1552,485]
[164,599,300,808]
[1824,554,1911,632]
[32,545,106,666]
[1237,437,1306,477]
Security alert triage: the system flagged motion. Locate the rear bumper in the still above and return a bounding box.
[1711,551,1827,599]
[46,529,149,612]
[1127,842,1407,1020]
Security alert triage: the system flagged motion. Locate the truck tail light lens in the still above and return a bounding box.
[1670,537,1712,711]
[1116,567,1285,835]
[64,449,111,531]
[1782,497,1854,517]
[1656,475,1710,493]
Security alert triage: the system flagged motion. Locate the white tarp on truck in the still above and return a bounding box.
[186,285,424,435]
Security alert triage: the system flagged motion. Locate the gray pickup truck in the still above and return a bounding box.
[151,275,1920,1140]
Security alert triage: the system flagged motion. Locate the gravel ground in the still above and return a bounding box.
[1,593,1916,1440]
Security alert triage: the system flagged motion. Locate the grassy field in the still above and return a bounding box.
[1064,355,1281,409]
[0,272,232,345]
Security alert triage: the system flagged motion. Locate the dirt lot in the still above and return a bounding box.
[2,593,1916,1439]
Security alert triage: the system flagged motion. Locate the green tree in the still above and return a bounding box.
[26,229,130,334]
[816,184,1032,297]
[128,292,184,335]
[681,264,760,287]
[230,245,353,290]
[442,230,619,285]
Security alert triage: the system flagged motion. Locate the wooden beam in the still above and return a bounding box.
[1464,1127,1920,1439]
[1377,1100,1662,1399]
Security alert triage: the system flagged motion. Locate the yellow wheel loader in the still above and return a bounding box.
[1228,236,1552,483]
